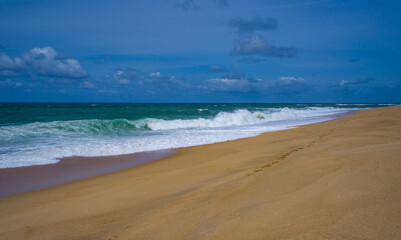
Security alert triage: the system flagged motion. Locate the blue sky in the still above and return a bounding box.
[0,0,400,102]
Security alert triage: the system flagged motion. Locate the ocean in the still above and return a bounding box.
[0,103,393,168]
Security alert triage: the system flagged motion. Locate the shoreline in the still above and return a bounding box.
[0,109,358,199]
[0,149,175,198]
[0,106,400,239]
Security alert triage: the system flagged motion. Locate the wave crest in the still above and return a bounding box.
[134,110,268,130]
[0,107,347,139]
[0,119,138,139]
[134,107,345,130]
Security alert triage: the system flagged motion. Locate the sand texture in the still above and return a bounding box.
[0,106,400,239]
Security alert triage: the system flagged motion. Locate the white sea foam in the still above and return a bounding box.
[134,107,347,131]
[335,103,395,106]
[0,107,355,168]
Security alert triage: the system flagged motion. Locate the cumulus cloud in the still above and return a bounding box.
[0,54,27,77]
[272,76,308,94]
[202,76,266,93]
[82,81,95,89]
[112,69,136,85]
[0,47,88,81]
[202,66,262,92]
[205,77,252,92]
[201,71,308,95]
[141,74,191,90]
[231,35,298,58]
[0,54,26,70]
[148,72,161,77]
[228,16,299,61]
[108,68,190,91]
[229,16,277,34]
[22,47,87,78]
[278,76,305,85]
[106,66,308,97]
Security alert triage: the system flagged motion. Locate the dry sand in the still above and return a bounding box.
[0,105,400,239]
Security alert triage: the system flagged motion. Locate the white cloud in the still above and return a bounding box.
[0,54,26,70]
[22,47,88,78]
[109,69,186,89]
[201,74,308,94]
[231,34,298,58]
[148,72,161,77]
[278,76,305,85]
[82,81,95,89]
[206,77,252,92]
[112,69,135,84]
[338,77,374,87]
[0,47,88,80]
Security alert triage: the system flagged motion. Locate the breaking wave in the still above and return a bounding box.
[0,107,347,139]
[0,106,359,168]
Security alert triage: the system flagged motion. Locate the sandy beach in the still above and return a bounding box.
[0,105,400,239]
[0,150,174,198]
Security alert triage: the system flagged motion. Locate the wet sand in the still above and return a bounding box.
[0,150,175,198]
[0,105,400,239]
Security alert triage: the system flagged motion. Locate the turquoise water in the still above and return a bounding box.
[0,103,393,168]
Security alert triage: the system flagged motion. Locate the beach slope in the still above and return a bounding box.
[0,105,400,239]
